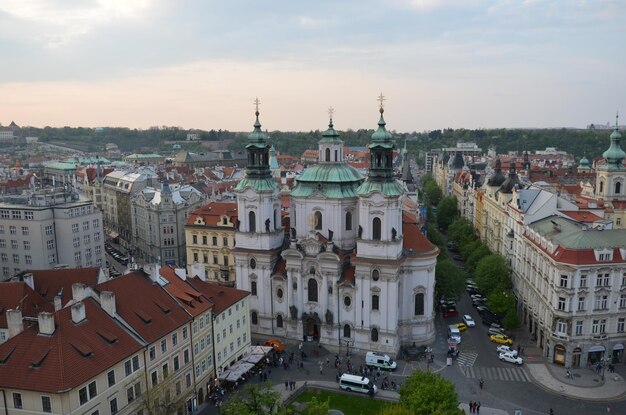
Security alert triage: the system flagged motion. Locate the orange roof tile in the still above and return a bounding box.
[0,282,53,329]
[560,211,604,223]
[21,268,102,305]
[186,202,238,226]
[159,266,213,317]
[186,278,249,315]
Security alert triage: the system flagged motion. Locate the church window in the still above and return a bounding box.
[616,181,622,194]
[335,150,338,161]
[249,211,256,233]
[308,278,318,302]
[600,181,604,193]
[274,209,278,230]
[345,211,352,231]
[251,311,258,325]
[372,269,380,281]
[376,154,382,167]
[343,324,351,338]
[251,281,257,296]
[372,217,381,240]
[276,288,283,299]
[276,314,283,328]
[314,211,322,230]
[371,328,379,342]
[372,295,380,310]
[344,296,351,307]
[250,258,256,269]
[325,148,331,162]
[414,293,424,316]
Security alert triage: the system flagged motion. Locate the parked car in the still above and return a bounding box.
[496,345,518,357]
[462,315,476,327]
[470,294,485,301]
[490,334,513,345]
[476,306,490,315]
[455,323,468,332]
[442,307,459,318]
[499,352,523,365]
[488,327,505,337]
[472,299,486,308]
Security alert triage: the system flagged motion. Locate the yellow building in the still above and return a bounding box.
[185,202,238,286]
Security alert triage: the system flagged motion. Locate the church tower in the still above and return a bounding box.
[356,95,405,260]
[234,100,283,336]
[595,114,626,201]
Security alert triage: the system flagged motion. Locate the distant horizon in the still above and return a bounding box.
[1,1,624,131]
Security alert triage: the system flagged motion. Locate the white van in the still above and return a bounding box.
[339,374,377,394]
[365,351,397,370]
[448,325,462,344]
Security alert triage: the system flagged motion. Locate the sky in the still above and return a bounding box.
[0,0,624,132]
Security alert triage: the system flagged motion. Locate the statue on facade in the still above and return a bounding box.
[290,305,298,320]
[236,219,240,231]
[358,225,363,238]
[325,309,333,325]
[290,227,297,240]
[265,218,271,232]
[391,227,397,241]
[328,229,334,242]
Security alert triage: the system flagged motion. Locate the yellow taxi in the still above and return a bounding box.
[454,323,468,332]
[489,334,513,345]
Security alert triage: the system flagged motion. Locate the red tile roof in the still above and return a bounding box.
[560,211,604,223]
[186,202,238,226]
[0,298,143,393]
[402,212,439,257]
[95,271,191,343]
[186,278,249,315]
[159,266,213,317]
[0,282,54,329]
[21,268,103,305]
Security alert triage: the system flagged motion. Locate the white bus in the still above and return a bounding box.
[339,374,377,395]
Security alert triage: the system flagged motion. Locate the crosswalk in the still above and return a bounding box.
[456,351,478,368]
[465,366,532,382]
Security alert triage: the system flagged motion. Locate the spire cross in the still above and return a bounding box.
[377,92,386,109]
[327,106,334,120]
[616,111,620,128]
[254,97,261,113]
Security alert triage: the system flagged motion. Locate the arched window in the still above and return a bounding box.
[345,211,352,231]
[325,148,331,162]
[251,281,257,296]
[251,311,258,325]
[600,181,604,193]
[372,295,380,310]
[371,328,379,342]
[310,267,316,275]
[372,217,381,240]
[616,182,622,194]
[335,150,338,161]
[376,154,382,167]
[273,209,278,230]
[249,211,256,233]
[308,278,318,302]
[314,211,322,230]
[276,314,283,328]
[372,269,380,281]
[343,324,351,338]
[414,293,424,316]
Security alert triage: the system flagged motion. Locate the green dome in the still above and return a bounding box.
[579,155,589,165]
[291,164,364,199]
[246,111,268,149]
[370,108,393,147]
[601,127,626,170]
[319,119,342,143]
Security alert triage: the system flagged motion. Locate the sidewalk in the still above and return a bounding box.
[512,328,626,401]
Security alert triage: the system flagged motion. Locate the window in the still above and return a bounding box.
[109,398,118,415]
[186,373,192,388]
[149,346,156,361]
[193,235,198,244]
[0,240,4,248]
[559,275,568,288]
[172,332,178,346]
[592,319,606,334]
[603,273,611,286]
[620,294,626,308]
[557,297,565,311]
[577,297,585,311]
[72,223,79,233]
[622,273,626,287]
[619,318,625,333]
[84,235,90,244]
[414,293,424,315]
[23,241,30,250]
[0,225,3,233]
[223,237,228,246]
[202,235,207,245]
[83,221,89,231]
[594,295,608,310]
[1,253,7,262]
[73,237,80,247]
[184,349,190,364]
[21,226,29,235]
[0,210,8,218]
[371,328,379,342]
[182,326,188,339]
[12,211,21,219]
[45,225,53,235]
[618,218,622,226]
[345,211,352,231]
[47,240,54,249]
[174,356,180,371]
[277,314,283,328]
[580,275,587,288]
[556,320,566,333]
[25,211,33,220]
[12,254,19,264]
[277,288,283,299]
[11,240,17,249]
[48,254,56,264]
[372,295,380,311]
[9,226,16,235]
[93,219,99,228]
[79,381,97,405]
[308,278,318,302]
[314,211,322,230]
[575,321,583,336]
[107,369,116,387]
[344,296,351,307]
[12,393,22,409]
[343,324,351,338]
[249,211,256,233]
[251,281,257,296]
[94,232,101,242]
[161,339,167,353]
[616,181,622,194]
[251,311,258,325]
[151,371,158,387]
[372,217,381,240]
[25,255,32,264]
[41,396,51,413]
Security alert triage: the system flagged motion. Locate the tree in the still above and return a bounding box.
[398,370,463,415]
[466,244,491,273]
[423,179,442,206]
[140,379,187,415]
[474,254,510,296]
[503,306,521,330]
[377,404,414,415]
[436,196,458,230]
[220,383,290,415]
[447,219,474,244]
[487,290,516,316]
[302,397,330,415]
[435,259,466,301]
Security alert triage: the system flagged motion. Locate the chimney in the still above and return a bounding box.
[54,295,62,311]
[174,268,187,280]
[72,283,87,301]
[71,301,86,324]
[38,312,55,335]
[191,262,205,281]
[144,264,160,283]
[7,309,24,338]
[23,273,34,290]
[100,291,116,317]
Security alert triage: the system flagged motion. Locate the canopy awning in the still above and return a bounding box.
[250,345,273,355]
[589,345,606,353]
[613,344,624,351]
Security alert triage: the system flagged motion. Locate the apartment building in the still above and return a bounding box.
[0,188,104,279]
[185,202,238,285]
[131,182,205,266]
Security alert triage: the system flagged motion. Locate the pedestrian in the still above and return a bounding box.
[284,380,288,390]
[479,378,484,390]
[299,342,303,351]
[469,401,474,413]
[326,357,330,367]
[517,344,521,354]
[521,346,524,355]
[476,402,480,414]
[319,362,323,375]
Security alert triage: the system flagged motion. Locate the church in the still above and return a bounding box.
[233,99,439,356]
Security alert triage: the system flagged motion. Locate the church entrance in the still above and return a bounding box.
[302,312,321,341]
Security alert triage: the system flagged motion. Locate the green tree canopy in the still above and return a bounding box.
[423,180,442,206]
[447,219,474,245]
[377,404,415,415]
[474,254,510,296]
[435,259,466,301]
[398,370,463,415]
[466,244,491,273]
[436,196,458,230]
[220,383,290,415]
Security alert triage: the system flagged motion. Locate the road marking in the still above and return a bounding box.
[465,366,531,382]
[456,351,478,368]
